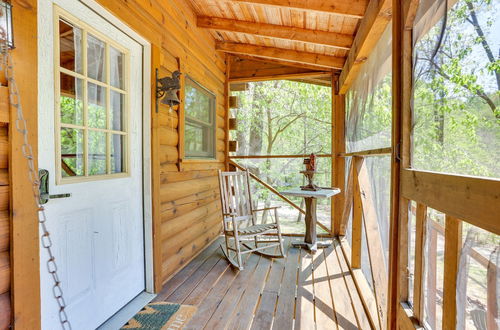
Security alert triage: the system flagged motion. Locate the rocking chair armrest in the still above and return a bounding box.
[252,206,281,213]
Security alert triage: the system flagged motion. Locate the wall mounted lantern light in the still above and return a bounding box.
[0,1,13,49]
[156,69,181,112]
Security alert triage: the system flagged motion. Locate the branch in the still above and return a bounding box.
[465,1,500,90]
[420,56,499,120]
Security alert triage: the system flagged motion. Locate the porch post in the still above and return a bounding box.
[388,0,414,328]
[332,74,345,236]
[10,0,41,328]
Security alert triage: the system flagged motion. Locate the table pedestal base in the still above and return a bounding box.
[292,241,332,253]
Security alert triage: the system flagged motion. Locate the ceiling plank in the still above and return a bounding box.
[216,42,345,70]
[226,0,368,19]
[338,0,392,94]
[198,16,353,50]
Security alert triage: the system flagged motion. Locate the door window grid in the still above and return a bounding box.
[56,14,129,182]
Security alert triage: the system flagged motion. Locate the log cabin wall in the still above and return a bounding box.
[93,0,227,287]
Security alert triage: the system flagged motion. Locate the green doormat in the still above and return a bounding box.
[121,302,197,329]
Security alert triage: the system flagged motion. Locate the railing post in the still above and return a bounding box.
[412,203,427,321]
[442,216,462,329]
[351,156,363,268]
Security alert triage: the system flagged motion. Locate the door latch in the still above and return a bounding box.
[39,169,71,205]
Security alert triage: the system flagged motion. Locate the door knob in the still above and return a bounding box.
[38,169,72,205]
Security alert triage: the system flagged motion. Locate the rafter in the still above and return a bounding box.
[216,42,345,70]
[338,0,392,94]
[232,54,335,72]
[198,16,353,50]
[226,0,368,19]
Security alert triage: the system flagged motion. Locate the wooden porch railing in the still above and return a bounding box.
[398,170,500,330]
[335,151,392,330]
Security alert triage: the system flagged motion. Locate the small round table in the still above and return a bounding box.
[281,188,341,252]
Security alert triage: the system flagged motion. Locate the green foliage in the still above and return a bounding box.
[232,80,332,231]
[413,0,500,178]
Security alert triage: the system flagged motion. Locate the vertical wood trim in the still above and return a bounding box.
[412,203,427,321]
[351,156,362,269]
[332,75,345,236]
[151,45,163,292]
[177,59,185,171]
[10,0,41,328]
[442,216,462,330]
[224,55,231,171]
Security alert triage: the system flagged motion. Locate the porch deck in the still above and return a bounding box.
[154,236,372,329]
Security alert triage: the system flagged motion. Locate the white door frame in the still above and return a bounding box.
[77,0,154,293]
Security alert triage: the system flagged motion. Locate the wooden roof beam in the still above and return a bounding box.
[338,0,392,94]
[230,71,331,83]
[232,54,336,72]
[226,0,368,19]
[198,16,353,50]
[216,42,345,70]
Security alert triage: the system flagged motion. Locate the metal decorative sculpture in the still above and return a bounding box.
[300,153,321,191]
[156,69,181,111]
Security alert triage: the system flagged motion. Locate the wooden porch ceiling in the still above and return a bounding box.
[188,0,392,90]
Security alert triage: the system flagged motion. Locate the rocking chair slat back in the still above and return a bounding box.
[218,170,254,221]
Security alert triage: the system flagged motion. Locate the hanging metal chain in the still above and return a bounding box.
[0,38,72,330]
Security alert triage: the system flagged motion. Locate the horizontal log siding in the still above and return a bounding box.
[97,0,226,285]
[0,91,10,327]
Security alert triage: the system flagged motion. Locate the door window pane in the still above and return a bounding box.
[88,82,107,129]
[59,20,82,73]
[110,90,125,131]
[88,130,106,175]
[87,34,106,82]
[56,15,128,180]
[60,73,84,126]
[111,134,125,173]
[110,46,124,89]
[60,128,84,177]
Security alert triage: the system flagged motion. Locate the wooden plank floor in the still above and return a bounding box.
[155,237,372,329]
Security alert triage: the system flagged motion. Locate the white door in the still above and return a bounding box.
[38,1,145,329]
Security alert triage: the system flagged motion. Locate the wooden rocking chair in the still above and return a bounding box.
[218,170,285,270]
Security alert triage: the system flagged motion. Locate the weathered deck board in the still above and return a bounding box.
[157,236,373,329]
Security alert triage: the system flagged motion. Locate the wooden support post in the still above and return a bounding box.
[351,156,363,269]
[224,54,231,171]
[10,1,41,328]
[412,203,427,321]
[442,216,462,330]
[388,0,413,327]
[332,75,345,236]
